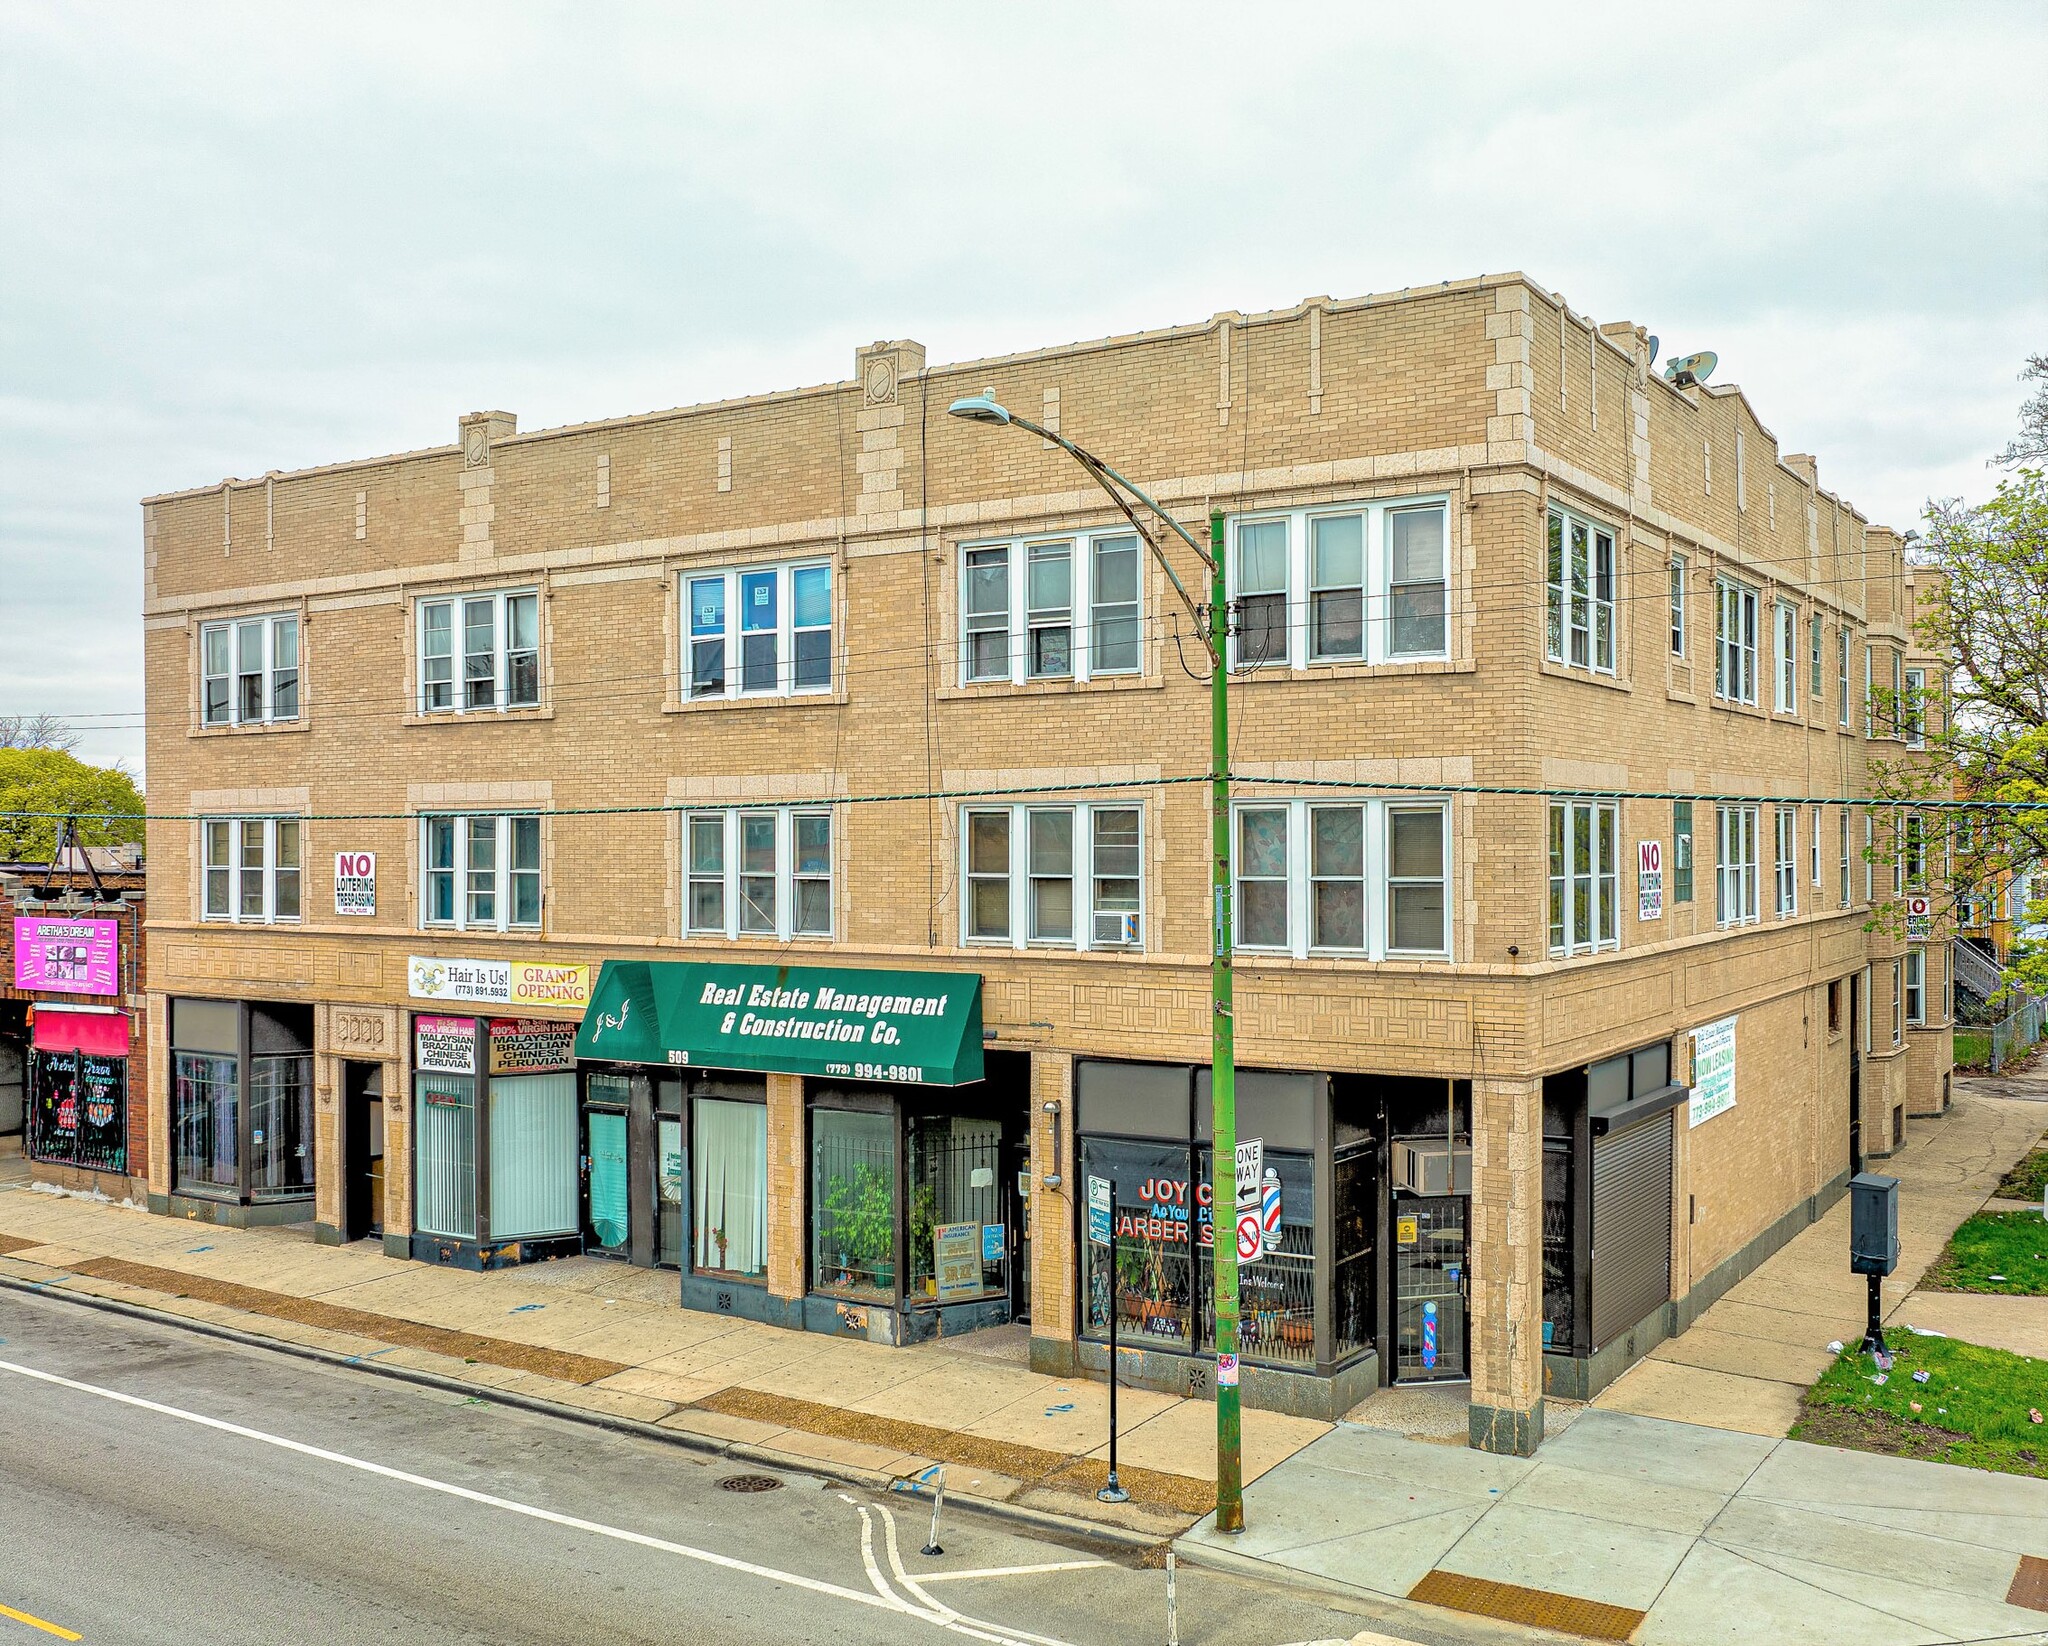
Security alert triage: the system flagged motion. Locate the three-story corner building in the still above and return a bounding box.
[139,272,1950,1454]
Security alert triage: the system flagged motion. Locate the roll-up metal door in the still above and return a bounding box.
[1590,1110,1673,1349]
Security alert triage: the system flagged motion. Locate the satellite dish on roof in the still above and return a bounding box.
[1646,335,1660,369]
[1662,350,1717,388]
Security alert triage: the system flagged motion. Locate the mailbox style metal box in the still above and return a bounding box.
[1849,1172,1900,1277]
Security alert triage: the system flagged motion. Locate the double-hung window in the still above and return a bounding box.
[201,614,299,726]
[1809,614,1823,702]
[1902,813,1927,890]
[1774,807,1798,916]
[1774,600,1798,711]
[962,803,1144,950]
[1838,629,1852,727]
[1672,801,1694,904]
[685,808,832,940]
[1715,805,1760,927]
[1903,950,1926,1026]
[1548,800,1618,956]
[1893,960,1905,1046]
[686,561,833,699]
[1840,809,1852,907]
[1714,578,1758,704]
[1234,799,1449,959]
[1546,506,1616,674]
[202,817,302,922]
[1863,813,1875,905]
[1811,804,1824,888]
[1903,667,1926,747]
[419,590,538,713]
[422,815,541,931]
[1226,499,1450,670]
[1669,555,1687,657]
[958,533,1142,685]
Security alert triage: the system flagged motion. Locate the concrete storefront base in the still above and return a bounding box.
[407,1231,583,1271]
[1031,1334,1379,1423]
[1544,1166,1852,1403]
[151,1191,314,1230]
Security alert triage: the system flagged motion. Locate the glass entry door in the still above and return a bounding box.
[1393,1194,1468,1381]
[584,1109,630,1259]
[655,1116,685,1269]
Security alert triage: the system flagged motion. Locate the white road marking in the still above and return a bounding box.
[0,1355,1067,1645]
[875,1505,1085,1646]
[916,1561,1111,1585]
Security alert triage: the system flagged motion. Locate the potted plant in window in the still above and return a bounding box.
[910,1182,940,1298]
[824,1163,896,1294]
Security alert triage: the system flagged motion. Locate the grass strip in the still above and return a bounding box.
[1794,1332,2048,1478]
[1997,1145,2048,1203]
[1921,1210,2048,1295]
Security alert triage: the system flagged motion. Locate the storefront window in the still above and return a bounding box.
[1332,1142,1377,1361]
[812,1108,897,1300]
[1199,1148,1316,1367]
[1543,1138,1575,1353]
[489,1073,577,1239]
[27,1049,127,1174]
[416,1074,477,1239]
[909,1113,1005,1304]
[1079,1138,1199,1351]
[657,1115,685,1268]
[694,1097,767,1279]
[249,1054,312,1197]
[173,1053,239,1194]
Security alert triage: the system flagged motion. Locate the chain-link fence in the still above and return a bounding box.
[1992,995,2047,1072]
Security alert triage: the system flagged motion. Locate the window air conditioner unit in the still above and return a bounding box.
[1091,911,1140,947]
[1392,1138,1472,1196]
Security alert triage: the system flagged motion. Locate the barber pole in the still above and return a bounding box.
[1261,1167,1281,1239]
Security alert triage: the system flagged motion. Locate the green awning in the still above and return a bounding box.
[574,960,984,1086]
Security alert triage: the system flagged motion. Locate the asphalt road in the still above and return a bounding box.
[0,1288,1458,1646]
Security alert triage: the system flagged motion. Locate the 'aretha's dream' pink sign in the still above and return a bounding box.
[13,917,120,995]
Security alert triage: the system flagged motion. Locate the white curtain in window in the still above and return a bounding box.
[416,1075,476,1239]
[694,1099,768,1276]
[488,1073,577,1239]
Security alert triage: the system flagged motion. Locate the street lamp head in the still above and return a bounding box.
[947,392,1012,427]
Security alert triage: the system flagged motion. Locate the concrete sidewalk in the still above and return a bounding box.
[1180,1406,2048,1645]
[1594,1077,2047,1438]
[0,1160,1327,1539]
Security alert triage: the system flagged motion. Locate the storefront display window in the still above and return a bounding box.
[249,1054,312,1197]
[169,999,315,1207]
[489,1072,576,1239]
[1199,1148,1316,1367]
[909,1113,1005,1304]
[812,1107,897,1300]
[694,1097,767,1279]
[27,1028,128,1175]
[416,1073,477,1238]
[174,1053,238,1193]
[1079,1137,1199,1352]
[1332,1142,1377,1360]
[1542,1138,1575,1353]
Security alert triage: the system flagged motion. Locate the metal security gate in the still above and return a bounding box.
[1590,1111,1673,1349]
[1392,1194,1468,1381]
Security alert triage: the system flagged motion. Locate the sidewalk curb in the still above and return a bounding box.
[0,1271,1167,1554]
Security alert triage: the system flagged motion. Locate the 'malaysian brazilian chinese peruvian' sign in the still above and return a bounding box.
[574,960,983,1086]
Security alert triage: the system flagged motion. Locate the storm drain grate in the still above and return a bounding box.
[718,1473,785,1494]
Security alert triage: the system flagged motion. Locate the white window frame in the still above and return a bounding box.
[1545,506,1617,675]
[419,814,542,932]
[1230,798,1452,960]
[1893,958,1905,1046]
[1224,497,1452,671]
[417,588,539,715]
[1864,813,1875,905]
[1840,808,1852,908]
[956,531,1143,686]
[1811,804,1823,888]
[1838,628,1851,728]
[1809,613,1823,701]
[1774,600,1798,712]
[1716,804,1761,927]
[683,560,834,701]
[682,807,834,942]
[1904,949,1926,1026]
[1903,666,1926,748]
[958,802,1146,952]
[200,613,300,727]
[1904,812,1927,890]
[1547,799,1619,957]
[1774,807,1798,917]
[1714,578,1759,705]
[1668,554,1687,658]
[201,816,303,924]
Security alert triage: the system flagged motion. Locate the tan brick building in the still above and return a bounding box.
[139,273,1948,1452]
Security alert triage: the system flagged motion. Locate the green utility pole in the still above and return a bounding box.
[1207,506,1242,1535]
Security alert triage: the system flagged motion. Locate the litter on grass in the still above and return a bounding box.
[1828,1341,1845,1354]
[1913,1370,1932,1384]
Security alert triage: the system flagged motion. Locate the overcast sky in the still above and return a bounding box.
[2,2,2042,775]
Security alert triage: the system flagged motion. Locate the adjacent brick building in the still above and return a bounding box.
[139,272,1951,1452]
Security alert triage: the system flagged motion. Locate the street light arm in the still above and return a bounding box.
[993,412,1215,648]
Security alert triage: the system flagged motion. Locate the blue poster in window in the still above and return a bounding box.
[982,1222,1004,1264]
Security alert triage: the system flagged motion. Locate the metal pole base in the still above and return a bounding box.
[1097,1471,1130,1505]
[1861,1271,1887,1358]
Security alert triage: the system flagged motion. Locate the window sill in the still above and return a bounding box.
[684,932,834,945]
[405,706,553,727]
[665,688,848,714]
[189,719,311,740]
[1228,656,1474,685]
[200,917,303,928]
[938,672,1162,702]
[1539,660,1629,692]
[1709,696,1768,722]
[417,925,546,940]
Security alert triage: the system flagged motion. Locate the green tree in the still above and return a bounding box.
[0,748,146,864]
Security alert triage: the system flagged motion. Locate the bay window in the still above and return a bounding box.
[1545,506,1616,674]
[1227,498,1450,669]
[1234,799,1449,959]
[1717,805,1760,926]
[1548,800,1618,956]
[201,613,299,726]
[1715,578,1758,705]
[959,533,1142,684]
[684,807,833,941]
[418,589,538,713]
[961,803,1144,950]
[422,814,541,931]
[202,816,302,923]
[685,560,833,699]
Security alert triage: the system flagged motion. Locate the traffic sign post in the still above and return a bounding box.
[1235,1138,1264,1265]
[1095,1176,1128,1505]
